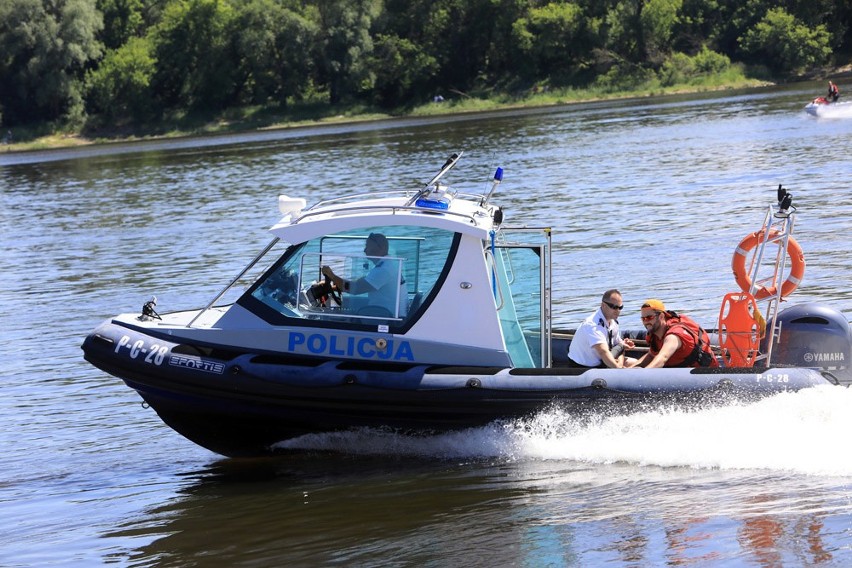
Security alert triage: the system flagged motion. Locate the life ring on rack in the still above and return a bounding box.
[732,230,805,300]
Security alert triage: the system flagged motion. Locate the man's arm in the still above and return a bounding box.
[321,266,345,290]
[592,343,623,368]
[644,335,682,368]
[625,351,649,368]
[321,265,378,294]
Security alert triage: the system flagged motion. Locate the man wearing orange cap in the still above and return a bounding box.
[628,299,719,368]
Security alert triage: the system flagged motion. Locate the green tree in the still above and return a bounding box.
[85,36,156,120]
[371,33,438,107]
[658,45,729,85]
[377,0,462,93]
[511,2,591,79]
[97,0,145,49]
[603,0,682,65]
[378,0,529,95]
[603,1,641,63]
[641,0,683,62]
[450,0,527,88]
[0,0,103,126]
[316,0,381,104]
[232,0,318,106]
[150,0,238,110]
[739,7,832,74]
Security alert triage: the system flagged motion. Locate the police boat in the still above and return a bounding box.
[82,154,852,457]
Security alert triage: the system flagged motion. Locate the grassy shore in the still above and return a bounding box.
[0,73,793,154]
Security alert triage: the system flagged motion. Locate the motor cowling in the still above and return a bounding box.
[768,303,852,377]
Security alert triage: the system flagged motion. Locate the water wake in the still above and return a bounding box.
[275,386,852,476]
[807,103,852,119]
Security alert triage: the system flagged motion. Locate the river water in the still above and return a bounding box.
[2,81,852,566]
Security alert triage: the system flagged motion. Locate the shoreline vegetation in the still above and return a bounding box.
[1,66,847,155]
[5,1,851,156]
[0,73,775,152]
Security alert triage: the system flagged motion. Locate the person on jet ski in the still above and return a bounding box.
[828,81,840,103]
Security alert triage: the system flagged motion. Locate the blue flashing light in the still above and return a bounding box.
[493,167,503,182]
[415,197,450,210]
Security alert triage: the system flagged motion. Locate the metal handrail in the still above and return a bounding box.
[292,203,483,226]
[483,248,505,311]
[305,190,417,212]
[187,237,280,328]
[747,196,797,366]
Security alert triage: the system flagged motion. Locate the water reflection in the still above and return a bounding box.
[105,457,843,567]
[108,456,528,566]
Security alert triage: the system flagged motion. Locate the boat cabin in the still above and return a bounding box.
[212,186,553,368]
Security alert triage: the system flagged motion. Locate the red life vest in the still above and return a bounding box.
[647,311,719,368]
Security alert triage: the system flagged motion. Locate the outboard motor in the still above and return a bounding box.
[768,303,852,384]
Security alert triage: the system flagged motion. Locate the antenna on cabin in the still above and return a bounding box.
[405,152,463,206]
[481,167,504,207]
[425,152,462,188]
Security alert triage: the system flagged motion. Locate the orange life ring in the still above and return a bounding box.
[732,230,805,300]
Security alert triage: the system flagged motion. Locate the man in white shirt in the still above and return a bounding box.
[567,289,635,368]
[322,233,407,317]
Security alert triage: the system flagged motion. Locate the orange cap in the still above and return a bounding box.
[641,299,666,312]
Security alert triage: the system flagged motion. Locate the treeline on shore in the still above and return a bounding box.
[1,0,850,140]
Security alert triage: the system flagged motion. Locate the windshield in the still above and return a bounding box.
[240,225,459,331]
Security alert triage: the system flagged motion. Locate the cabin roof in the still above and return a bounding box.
[268,193,497,243]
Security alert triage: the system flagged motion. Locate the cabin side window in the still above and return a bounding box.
[243,226,458,330]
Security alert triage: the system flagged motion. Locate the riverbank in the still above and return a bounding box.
[0,70,836,154]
